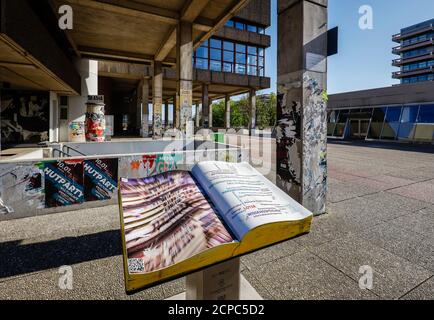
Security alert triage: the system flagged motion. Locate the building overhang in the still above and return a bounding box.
[0,0,81,94]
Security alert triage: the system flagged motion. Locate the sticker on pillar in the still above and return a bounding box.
[44,160,84,207]
[84,158,118,201]
[0,162,45,216]
[276,84,302,197]
[68,121,85,142]
[153,98,163,139]
[85,95,106,142]
[155,153,183,173]
[180,89,192,130]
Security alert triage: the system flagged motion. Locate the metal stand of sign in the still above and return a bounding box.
[166,258,263,300]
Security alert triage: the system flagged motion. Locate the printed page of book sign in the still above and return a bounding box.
[118,162,313,292]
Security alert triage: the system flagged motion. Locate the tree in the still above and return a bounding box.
[211,100,225,128]
[256,93,277,129]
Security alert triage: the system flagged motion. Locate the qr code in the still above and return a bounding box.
[128,258,144,273]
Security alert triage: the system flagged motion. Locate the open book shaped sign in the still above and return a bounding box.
[118,162,313,293]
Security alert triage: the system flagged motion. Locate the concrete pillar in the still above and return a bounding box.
[209,99,213,129]
[276,0,328,215]
[225,95,231,129]
[172,95,177,128]
[68,58,98,142]
[153,61,163,139]
[248,88,256,133]
[164,100,169,128]
[195,102,201,128]
[141,79,149,137]
[201,84,210,128]
[177,21,193,134]
[49,91,59,142]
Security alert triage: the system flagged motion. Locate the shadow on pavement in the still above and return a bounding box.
[0,230,122,279]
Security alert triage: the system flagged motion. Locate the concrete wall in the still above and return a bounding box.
[329,82,434,109]
[236,0,271,27]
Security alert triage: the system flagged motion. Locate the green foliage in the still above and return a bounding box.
[211,93,277,129]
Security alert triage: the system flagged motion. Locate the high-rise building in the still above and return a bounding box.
[392,19,434,84]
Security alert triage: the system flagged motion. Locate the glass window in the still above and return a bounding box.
[195,58,208,70]
[248,65,257,76]
[210,38,221,49]
[196,46,208,58]
[258,27,265,34]
[235,64,246,74]
[258,57,264,67]
[236,44,246,53]
[235,22,244,30]
[223,63,233,73]
[247,25,257,33]
[398,105,419,141]
[210,60,221,72]
[381,107,402,140]
[258,48,265,56]
[223,41,234,51]
[327,110,338,136]
[223,50,234,62]
[248,55,257,65]
[248,46,257,55]
[258,67,264,77]
[210,48,221,60]
[334,110,350,137]
[236,53,246,64]
[367,108,386,139]
[225,20,234,28]
[414,104,434,142]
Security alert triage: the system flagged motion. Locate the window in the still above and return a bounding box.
[193,38,265,77]
[247,25,257,33]
[368,108,387,139]
[398,105,419,141]
[414,104,434,142]
[235,21,245,30]
[327,110,339,136]
[334,110,350,137]
[381,107,402,140]
[225,20,234,28]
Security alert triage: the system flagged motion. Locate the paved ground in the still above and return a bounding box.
[1,140,434,300]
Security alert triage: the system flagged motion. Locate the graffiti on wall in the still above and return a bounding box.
[84,158,118,201]
[119,153,184,179]
[85,103,106,142]
[0,163,45,215]
[276,79,303,202]
[44,160,84,208]
[302,75,328,214]
[0,91,49,145]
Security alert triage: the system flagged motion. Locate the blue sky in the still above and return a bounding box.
[261,0,434,95]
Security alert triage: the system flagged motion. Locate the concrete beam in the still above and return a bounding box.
[276,0,328,215]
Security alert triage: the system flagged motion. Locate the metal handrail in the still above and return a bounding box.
[62,145,87,157]
[52,148,71,158]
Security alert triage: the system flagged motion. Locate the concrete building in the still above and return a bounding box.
[0,0,330,217]
[392,18,434,85]
[0,0,271,146]
[328,82,434,144]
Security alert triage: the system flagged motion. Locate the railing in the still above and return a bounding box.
[52,148,71,158]
[62,145,87,157]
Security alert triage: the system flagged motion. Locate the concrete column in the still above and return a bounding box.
[225,95,231,129]
[201,84,210,128]
[172,95,177,128]
[68,58,98,142]
[248,88,256,133]
[164,100,169,128]
[153,61,163,139]
[209,99,213,129]
[49,91,59,142]
[195,102,200,128]
[141,79,149,137]
[276,0,328,215]
[177,21,193,134]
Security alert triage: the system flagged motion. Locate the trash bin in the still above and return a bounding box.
[214,132,225,143]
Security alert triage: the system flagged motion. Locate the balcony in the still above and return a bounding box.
[392,24,434,42]
[392,52,434,66]
[392,38,434,54]
[392,66,434,79]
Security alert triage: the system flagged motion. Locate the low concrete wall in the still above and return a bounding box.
[0,141,248,221]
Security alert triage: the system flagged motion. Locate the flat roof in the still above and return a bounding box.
[401,18,434,35]
[328,82,434,109]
